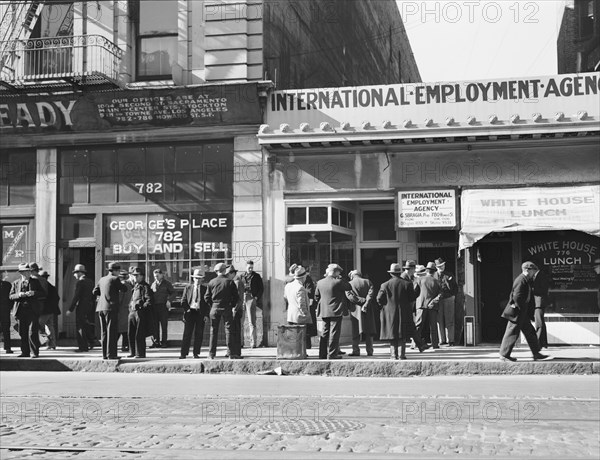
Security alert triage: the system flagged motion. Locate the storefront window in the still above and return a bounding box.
[60,142,232,205]
[287,208,307,225]
[309,207,328,224]
[0,151,36,206]
[363,210,396,241]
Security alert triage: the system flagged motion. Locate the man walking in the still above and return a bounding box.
[127,267,152,358]
[315,264,358,360]
[66,264,95,352]
[150,269,175,348]
[93,262,127,360]
[205,263,239,359]
[347,269,376,357]
[37,270,60,350]
[241,260,263,348]
[1,274,14,354]
[180,269,210,359]
[415,262,442,349]
[499,261,552,362]
[434,258,458,346]
[9,263,44,358]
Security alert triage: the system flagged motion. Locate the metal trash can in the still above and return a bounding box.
[464,316,475,346]
[277,325,307,359]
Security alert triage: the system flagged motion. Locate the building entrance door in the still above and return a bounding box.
[478,241,513,343]
[360,248,398,339]
[60,247,96,338]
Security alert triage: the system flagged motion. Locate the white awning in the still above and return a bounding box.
[459,185,600,251]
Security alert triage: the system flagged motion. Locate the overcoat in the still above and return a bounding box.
[377,276,418,340]
[348,276,376,336]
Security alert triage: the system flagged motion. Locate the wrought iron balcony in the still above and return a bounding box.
[1,34,123,90]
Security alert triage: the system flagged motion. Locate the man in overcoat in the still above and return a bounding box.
[377,263,427,359]
[1,274,14,353]
[499,261,552,362]
[531,266,549,348]
[67,264,95,352]
[205,263,239,359]
[93,262,127,359]
[347,269,376,357]
[127,267,152,358]
[415,262,442,349]
[9,263,44,357]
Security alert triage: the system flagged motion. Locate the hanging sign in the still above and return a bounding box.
[397,189,457,228]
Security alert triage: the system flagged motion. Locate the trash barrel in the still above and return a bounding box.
[277,325,307,359]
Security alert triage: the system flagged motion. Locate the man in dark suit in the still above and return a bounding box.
[499,261,552,362]
[179,268,210,359]
[38,270,60,350]
[348,269,376,357]
[127,267,152,358]
[93,262,127,359]
[66,264,95,352]
[204,263,239,359]
[9,263,44,358]
[415,262,442,349]
[315,264,360,360]
[226,265,244,359]
[1,274,14,354]
[531,267,550,348]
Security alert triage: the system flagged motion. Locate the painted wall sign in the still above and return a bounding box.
[523,231,599,290]
[397,189,456,228]
[264,73,600,132]
[459,185,600,250]
[1,225,28,266]
[0,84,261,134]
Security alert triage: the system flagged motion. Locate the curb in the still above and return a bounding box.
[1,358,598,376]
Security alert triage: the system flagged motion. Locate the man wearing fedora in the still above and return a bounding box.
[180,268,210,359]
[226,265,245,359]
[9,263,44,357]
[93,262,127,359]
[284,266,313,326]
[315,264,359,359]
[150,268,175,349]
[378,263,428,359]
[1,272,14,353]
[434,258,458,346]
[37,270,60,350]
[205,262,239,359]
[415,262,442,349]
[127,267,152,358]
[348,269,376,357]
[67,264,95,352]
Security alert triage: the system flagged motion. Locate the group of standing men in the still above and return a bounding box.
[282,257,457,360]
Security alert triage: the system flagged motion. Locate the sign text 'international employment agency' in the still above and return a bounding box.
[397,190,456,228]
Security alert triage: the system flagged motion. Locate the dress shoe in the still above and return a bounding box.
[338,350,346,355]
[533,353,553,361]
[432,345,440,349]
[30,354,39,359]
[4,350,14,354]
[499,355,517,362]
[127,354,135,358]
[399,355,407,360]
[440,342,448,345]
[348,352,360,357]
[135,355,145,359]
[193,354,200,359]
[419,344,431,353]
[107,356,120,360]
[390,355,399,360]
[366,353,373,357]
[448,342,455,347]
[328,355,342,360]
[179,355,187,359]
[17,354,30,358]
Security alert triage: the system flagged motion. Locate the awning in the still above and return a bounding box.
[459,185,600,251]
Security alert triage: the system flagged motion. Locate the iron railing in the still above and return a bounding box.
[1,34,123,84]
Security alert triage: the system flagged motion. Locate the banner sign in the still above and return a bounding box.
[397,189,456,228]
[459,185,600,250]
[265,73,600,131]
[522,231,599,290]
[0,83,261,134]
[1,225,28,266]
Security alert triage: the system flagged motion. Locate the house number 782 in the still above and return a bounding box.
[134,183,163,194]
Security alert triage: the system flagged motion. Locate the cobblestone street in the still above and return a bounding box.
[1,374,598,459]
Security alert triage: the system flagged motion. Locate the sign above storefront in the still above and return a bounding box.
[262,73,599,136]
[397,189,456,228]
[459,185,600,250]
[0,83,261,134]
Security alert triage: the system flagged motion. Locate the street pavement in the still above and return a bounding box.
[1,373,598,459]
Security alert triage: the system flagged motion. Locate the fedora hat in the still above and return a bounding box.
[294,266,307,279]
[326,263,343,273]
[108,262,121,271]
[288,263,298,275]
[388,263,403,274]
[191,268,205,279]
[18,263,31,272]
[130,267,144,276]
[226,265,238,274]
[426,262,437,271]
[415,265,427,276]
[348,269,362,278]
[39,270,50,278]
[73,264,87,273]
[214,262,227,273]
[435,258,446,268]
[28,262,40,271]
[403,260,416,269]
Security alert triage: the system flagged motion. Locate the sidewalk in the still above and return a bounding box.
[1,343,598,376]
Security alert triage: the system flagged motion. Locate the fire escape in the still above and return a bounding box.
[0,1,123,92]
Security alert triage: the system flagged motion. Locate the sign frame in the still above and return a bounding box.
[395,188,458,230]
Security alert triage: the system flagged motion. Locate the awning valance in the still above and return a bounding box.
[459,185,600,251]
